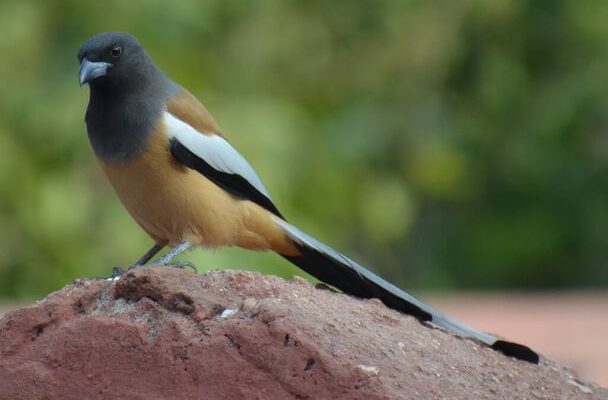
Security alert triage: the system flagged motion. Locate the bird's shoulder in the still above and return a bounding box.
[166,87,223,137]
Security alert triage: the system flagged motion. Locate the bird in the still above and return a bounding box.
[77,32,539,364]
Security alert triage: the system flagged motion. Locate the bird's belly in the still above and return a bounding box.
[98,132,244,248]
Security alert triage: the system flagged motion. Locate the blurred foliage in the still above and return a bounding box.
[1,0,607,299]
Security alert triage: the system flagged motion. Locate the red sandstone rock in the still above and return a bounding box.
[0,268,605,399]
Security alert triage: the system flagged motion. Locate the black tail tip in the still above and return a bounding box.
[492,340,540,364]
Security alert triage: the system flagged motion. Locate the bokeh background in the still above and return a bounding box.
[0,0,607,383]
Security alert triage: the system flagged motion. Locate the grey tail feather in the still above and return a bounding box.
[274,218,539,364]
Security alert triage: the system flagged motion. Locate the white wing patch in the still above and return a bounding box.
[164,111,271,198]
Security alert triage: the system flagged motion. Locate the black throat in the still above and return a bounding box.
[85,67,178,164]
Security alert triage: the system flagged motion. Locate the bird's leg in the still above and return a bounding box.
[112,242,195,277]
[148,240,195,270]
[128,244,165,270]
[111,244,165,277]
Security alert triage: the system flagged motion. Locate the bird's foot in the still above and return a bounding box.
[104,261,197,280]
[138,260,198,272]
[163,261,198,272]
[84,267,127,281]
[105,263,143,278]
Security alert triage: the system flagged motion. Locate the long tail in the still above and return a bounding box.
[273,217,539,364]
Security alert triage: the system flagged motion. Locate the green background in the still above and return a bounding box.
[1,0,607,299]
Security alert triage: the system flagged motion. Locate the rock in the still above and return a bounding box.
[0,268,605,399]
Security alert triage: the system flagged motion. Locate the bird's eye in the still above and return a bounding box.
[110,45,123,59]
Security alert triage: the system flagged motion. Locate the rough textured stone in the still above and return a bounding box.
[0,268,605,399]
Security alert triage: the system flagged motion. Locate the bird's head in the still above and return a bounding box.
[77,32,152,89]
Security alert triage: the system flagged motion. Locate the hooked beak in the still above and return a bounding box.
[79,58,112,86]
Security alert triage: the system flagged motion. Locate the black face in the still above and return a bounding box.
[77,32,148,88]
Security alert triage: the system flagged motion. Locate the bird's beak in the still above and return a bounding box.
[79,58,112,86]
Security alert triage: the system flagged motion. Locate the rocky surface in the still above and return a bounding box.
[0,267,604,399]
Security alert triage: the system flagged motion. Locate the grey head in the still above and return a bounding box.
[78,32,179,163]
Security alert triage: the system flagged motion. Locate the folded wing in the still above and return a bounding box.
[165,111,283,218]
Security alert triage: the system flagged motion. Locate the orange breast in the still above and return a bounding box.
[98,121,298,256]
